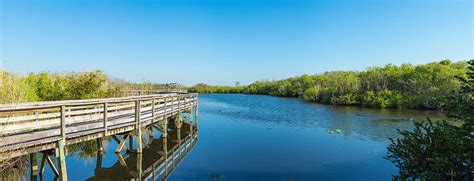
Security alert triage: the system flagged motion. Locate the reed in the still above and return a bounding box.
[0,71,30,104]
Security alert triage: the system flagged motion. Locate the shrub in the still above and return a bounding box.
[386,120,473,180]
[302,87,320,102]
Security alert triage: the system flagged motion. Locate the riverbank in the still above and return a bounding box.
[189,60,468,110]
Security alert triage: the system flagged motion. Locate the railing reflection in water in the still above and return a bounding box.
[87,122,198,181]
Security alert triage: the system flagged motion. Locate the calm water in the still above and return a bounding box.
[7,94,445,180]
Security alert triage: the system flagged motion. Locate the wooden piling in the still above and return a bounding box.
[163,135,168,173]
[96,152,102,170]
[129,135,134,152]
[30,153,38,180]
[97,138,104,153]
[136,153,143,180]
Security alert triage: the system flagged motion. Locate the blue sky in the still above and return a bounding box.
[0,0,472,85]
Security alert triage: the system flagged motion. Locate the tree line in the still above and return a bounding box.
[189,60,469,110]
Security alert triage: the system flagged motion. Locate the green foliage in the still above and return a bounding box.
[24,71,121,101]
[117,80,184,93]
[244,80,277,95]
[0,70,125,103]
[0,71,34,104]
[302,87,320,102]
[1,69,189,104]
[190,60,468,110]
[26,72,69,101]
[364,90,405,108]
[448,59,474,120]
[188,83,245,94]
[386,120,473,180]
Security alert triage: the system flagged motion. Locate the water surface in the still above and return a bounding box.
[167,94,442,180]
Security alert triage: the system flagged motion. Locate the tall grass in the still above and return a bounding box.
[0,71,31,104]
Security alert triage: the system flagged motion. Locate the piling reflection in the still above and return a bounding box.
[87,123,198,181]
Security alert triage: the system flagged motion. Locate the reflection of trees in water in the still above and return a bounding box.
[0,138,105,180]
[66,137,113,159]
[0,128,191,180]
[325,106,445,141]
[202,95,445,142]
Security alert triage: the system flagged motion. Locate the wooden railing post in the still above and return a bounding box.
[195,94,199,127]
[58,105,68,180]
[189,110,193,136]
[189,95,192,109]
[184,94,187,112]
[163,97,168,138]
[135,100,141,125]
[171,95,174,114]
[135,100,142,154]
[152,98,156,121]
[189,100,193,135]
[178,95,181,112]
[60,106,66,139]
[103,103,108,136]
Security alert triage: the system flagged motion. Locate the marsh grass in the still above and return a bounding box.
[0,71,30,104]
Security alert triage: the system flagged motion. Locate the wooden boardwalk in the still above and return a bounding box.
[0,92,199,180]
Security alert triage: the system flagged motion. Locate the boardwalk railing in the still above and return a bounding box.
[0,93,198,162]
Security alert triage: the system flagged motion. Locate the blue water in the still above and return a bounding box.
[32,94,443,180]
[166,94,441,181]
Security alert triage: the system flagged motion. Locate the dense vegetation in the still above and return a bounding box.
[0,70,183,104]
[386,60,473,180]
[190,60,468,110]
[0,70,118,103]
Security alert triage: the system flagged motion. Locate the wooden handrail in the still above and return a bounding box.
[0,93,197,112]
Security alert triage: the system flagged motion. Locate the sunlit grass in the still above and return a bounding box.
[0,71,31,104]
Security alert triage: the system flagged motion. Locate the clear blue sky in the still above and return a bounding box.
[0,0,472,85]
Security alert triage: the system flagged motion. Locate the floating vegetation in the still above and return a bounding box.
[210,173,225,180]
